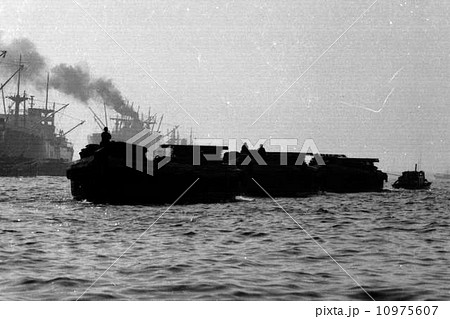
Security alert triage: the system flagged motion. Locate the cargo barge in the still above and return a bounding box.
[67,141,388,204]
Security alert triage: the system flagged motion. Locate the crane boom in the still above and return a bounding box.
[87,106,105,129]
[62,120,85,137]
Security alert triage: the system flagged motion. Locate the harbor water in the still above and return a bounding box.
[0,177,448,300]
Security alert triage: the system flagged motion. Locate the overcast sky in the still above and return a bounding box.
[1,0,449,172]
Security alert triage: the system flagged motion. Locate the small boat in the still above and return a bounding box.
[392,164,431,190]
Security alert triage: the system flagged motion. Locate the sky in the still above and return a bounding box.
[0,0,449,173]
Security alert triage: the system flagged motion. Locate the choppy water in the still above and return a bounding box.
[0,176,449,300]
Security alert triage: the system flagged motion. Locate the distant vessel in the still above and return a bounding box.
[393,164,431,190]
[87,106,186,146]
[434,172,450,180]
[0,57,82,176]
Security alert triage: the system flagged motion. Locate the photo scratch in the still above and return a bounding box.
[389,66,405,83]
[340,87,396,113]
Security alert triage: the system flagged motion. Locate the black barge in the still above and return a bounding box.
[67,142,241,204]
[67,142,389,204]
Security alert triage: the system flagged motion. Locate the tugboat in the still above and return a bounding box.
[392,164,431,190]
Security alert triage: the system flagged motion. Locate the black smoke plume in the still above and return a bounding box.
[0,34,137,118]
[0,35,47,82]
[91,78,137,118]
[50,63,91,102]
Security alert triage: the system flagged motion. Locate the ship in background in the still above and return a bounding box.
[434,171,450,180]
[87,103,190,147]
[0,57,83,176]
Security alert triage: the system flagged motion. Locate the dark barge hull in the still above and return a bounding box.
[392,183,431,190]
[236,152,386,196]
[67,144,388,204]
[0,157,38,177]
[37,159,71,176]
[69,164,240,205]
[67,143,240,204]
[316,165,387,193]
[240,165,319,197]
[0,157,71,177]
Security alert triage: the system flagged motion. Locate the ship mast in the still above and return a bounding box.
[23,91,26,127]
[15,55,22,125]
[1,88,6,117]
[8,55,28,126]
[157,114,163,132]
[103,102,108,128]
[45,72,49,110]
[16,56,21,99]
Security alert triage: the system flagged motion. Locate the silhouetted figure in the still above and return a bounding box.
[257,144,266,158]
[100,127,111,147]
[240,142,250,155]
